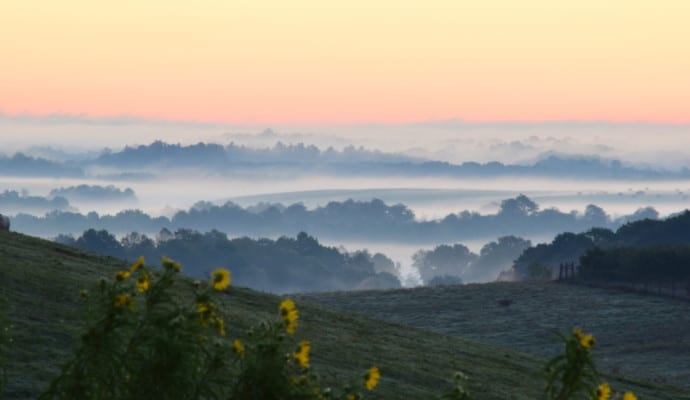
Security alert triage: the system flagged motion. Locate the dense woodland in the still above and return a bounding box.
[579,246,690,292]
[512,210,690,284]
[14,195,658,242]
[57,229,401,293]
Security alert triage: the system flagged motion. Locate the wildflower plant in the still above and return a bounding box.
[544,328,637,400]
[229,298,379,400]
[364,367,380,391]
[40,257,380,400]
[544,327,600,400]
[40,257,237,399]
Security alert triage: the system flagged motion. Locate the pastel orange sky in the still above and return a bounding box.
[1,1,689,124]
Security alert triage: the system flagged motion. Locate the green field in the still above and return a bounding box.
[1,231,688,399]
[299,281,690,392]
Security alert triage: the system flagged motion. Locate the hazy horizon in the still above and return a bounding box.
[3,113,690,170]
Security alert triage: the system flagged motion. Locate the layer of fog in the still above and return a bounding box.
[3,175,690,220]
[3,113,690,170]
[5,174,690,285]
[4,114,690,287]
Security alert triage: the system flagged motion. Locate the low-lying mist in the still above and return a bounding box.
[3,174,690,220]
[4,114,690,169]
[4,116,690,292]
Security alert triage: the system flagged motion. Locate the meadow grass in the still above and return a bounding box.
[299,281,690,393]
[0,231,688,399]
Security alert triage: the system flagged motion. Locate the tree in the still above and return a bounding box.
[498,195,539,218]
[413,244,477,285]
[463,236,531,283]
[75,229,124,259]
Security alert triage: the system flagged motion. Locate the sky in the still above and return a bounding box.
[1,1,689,125]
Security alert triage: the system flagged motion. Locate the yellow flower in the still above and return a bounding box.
[293,340,311,368]
[574,328,595,349]
[136,274,150,292]
[365,366,380,390]
[197,302,210,314]
[130,256,144,272]
[216,316,226,336]
[580,333,595,349]
[113,294,134,310]
[211,268,231,291]
[596,383,611,400]
[233,339,245,356]
[115,270,131,281]
[622,392,637,400]
[279,299,299,334]
[162,256,181,272]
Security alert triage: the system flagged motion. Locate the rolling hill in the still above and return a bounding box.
[299,281,690,393]
[0,231,688,399]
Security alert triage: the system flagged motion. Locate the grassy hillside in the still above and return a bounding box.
[299,281,690,392]
[0,231,688,400]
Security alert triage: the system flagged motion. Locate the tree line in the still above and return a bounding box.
[57,229,401,293]
[511,210,690,285]
[579,246,690,292]
[13,195,658,243]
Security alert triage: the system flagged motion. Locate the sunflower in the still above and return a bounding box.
[215,316,226,336]
[596,383,611,400]
[211,268,231,291]
[136,274,150,292]
[574,327,595,349]
[130,256,144,272]
[579,332,595,349]
[115,270,131,281]
[365,366,380,390]
[197,302,210,314]
[293,340,311,368]
[279,299,298,334]
[622,392,637,400]
[113,294,134,310]
[162,256,181,272]
[233,339,245,356]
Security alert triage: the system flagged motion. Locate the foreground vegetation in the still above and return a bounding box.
[1,231,689,399]
[39,257,382,400]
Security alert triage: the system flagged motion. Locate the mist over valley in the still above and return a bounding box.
[2,137,690,290]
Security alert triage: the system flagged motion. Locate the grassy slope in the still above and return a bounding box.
[299,281,690,393]
[0,231,687,400]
